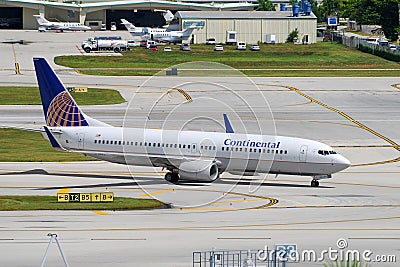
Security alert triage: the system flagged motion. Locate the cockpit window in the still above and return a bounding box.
[318,150,337,155]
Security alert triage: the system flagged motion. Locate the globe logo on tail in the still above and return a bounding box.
[46,91,88,127]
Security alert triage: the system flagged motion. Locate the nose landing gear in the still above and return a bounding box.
[311,179,319,187]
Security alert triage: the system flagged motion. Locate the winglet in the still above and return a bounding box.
[43,126,63,151]
[223,114,234,133]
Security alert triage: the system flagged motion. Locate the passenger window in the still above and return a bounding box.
[183,144,186,148]
[106,140,109,144]
[200,145,203,149]
[139,142,142,146]
[144,142,147,146]
[222,147,224,151]
[118,141,121,145]
[209,146,212,150]
[174,144,177,148]
[135,142,138,146]
[259,149,262,153]
[285,150,288,154]
[245,148,247,152]
[188,145,190,149]
[179,144,181,148]
[249,148,252,152]
[94,140,97,144]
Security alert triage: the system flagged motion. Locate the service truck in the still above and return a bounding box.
[81,38,128,53]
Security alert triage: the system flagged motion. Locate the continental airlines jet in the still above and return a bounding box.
[33,58,350,187]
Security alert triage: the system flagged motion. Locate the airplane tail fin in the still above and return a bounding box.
[163,10,174,23]
[33,58,110,127]
[120,19,136,31]
[182,24,201,39]
[33,15,49,25]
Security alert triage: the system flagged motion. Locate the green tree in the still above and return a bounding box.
[309,0,323,22]
[286,28,299,43]
[257,0,275,11]
[322,0,400,40]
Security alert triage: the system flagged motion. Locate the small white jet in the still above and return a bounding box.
[33,15,91,32]
[120,18,167,37]
[121,19,201,43]
[31,58,350,187]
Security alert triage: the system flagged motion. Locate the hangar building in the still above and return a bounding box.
[176,11,317,44]
[0,0,257,30]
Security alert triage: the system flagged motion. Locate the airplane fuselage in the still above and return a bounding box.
[50,126,350,178]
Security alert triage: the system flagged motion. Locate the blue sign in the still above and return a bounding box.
[183,21,205,28]
[328,17,338,26]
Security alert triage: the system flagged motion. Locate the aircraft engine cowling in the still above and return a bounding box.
[178,160,219,182]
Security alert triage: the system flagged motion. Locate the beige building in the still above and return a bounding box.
[176,11,317,44]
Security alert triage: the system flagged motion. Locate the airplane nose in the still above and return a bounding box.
[337,155,351,171]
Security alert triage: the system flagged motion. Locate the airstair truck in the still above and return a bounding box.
[81,38,128,53]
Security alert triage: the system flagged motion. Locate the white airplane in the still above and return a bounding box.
[120,18,166,37]
[33,15,91,32]
[121,19,201,43]
[31,58,350,187]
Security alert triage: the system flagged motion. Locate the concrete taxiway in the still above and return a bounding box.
[0,30,399,266]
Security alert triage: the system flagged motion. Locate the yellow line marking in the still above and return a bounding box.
[138,189,173,197]
[92,210,110,216]
[284,100,313,107]
[212,199,260,205]
[271,84,400,167]
[173,88,193,103]
[57,188,70,194]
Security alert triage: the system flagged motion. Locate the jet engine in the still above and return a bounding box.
[178,160,219,182]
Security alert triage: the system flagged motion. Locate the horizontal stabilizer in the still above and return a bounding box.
[43,126,63,150]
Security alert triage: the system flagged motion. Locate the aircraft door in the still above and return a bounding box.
[299,145,307,162]
[77,133,84,149]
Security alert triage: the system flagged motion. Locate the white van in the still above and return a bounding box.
[236,42,246,50]
[146,40,156,49]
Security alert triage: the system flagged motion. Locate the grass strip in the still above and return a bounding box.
[0,87,125,105]
[0,195,166,210]
[55,42,400,77]
[0,128,95,162]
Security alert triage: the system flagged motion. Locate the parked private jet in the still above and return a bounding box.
[121,19,201,43]
[32,58,350,187]
[120,18,167,37]
[34,15,91,32]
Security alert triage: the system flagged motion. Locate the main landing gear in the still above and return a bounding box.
[165,172,179,183]
[311,179,319,187]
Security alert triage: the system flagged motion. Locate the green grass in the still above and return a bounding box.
[0,128,95,162]
[323,259,370,267]
[0,87,125,105]
[0,195,166,210]
[55,42,400,76]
